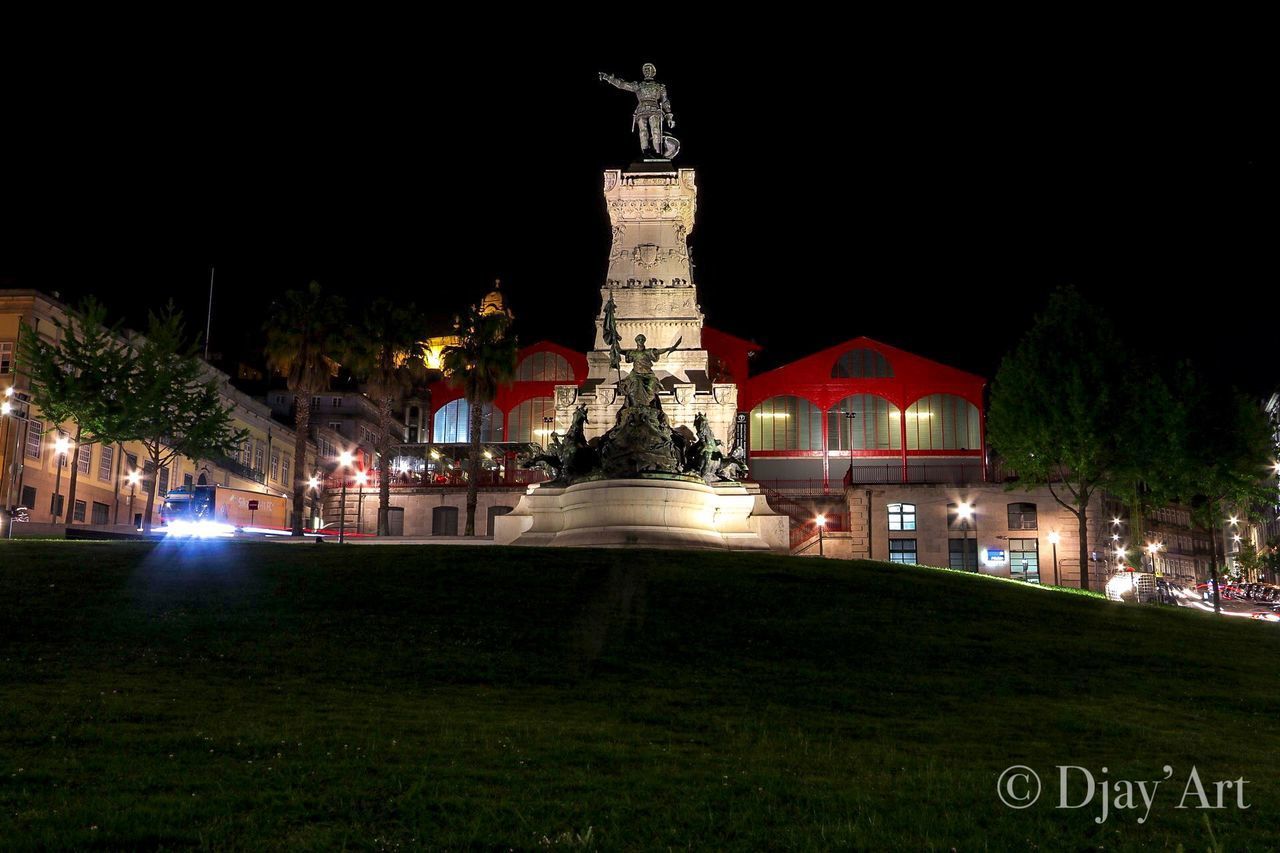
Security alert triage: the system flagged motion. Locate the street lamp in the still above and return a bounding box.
[815,513,826,557]
[1048,531,1060,586]
[1146,542,1161,576]
[842,410,857,489]
[337,450,354,543]
[52,435,70,523]
[354,470,368,535]
[127,470,141,528]
[307,474,321,531]
[957,501,975,571]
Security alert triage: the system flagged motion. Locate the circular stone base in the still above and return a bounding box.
[553,478,728,549]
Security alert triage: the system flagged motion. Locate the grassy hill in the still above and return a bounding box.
[1,541,1278,849]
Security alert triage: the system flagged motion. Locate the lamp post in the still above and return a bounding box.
[1048,531,1060,586]
[338,450,354,543]
[52,435,70,523]
[842,410,857,489]
[957,501,975,571]
[308,474,320,532]
[815,513,826,557]
[127,470,141,529]
[354,470,368,535]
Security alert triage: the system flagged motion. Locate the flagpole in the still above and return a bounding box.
[204,265,215,362]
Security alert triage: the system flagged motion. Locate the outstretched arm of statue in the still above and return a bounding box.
[657,337,683,358]
[599,72,638,92]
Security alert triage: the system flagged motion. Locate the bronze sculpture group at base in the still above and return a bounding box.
[524,295,746,486]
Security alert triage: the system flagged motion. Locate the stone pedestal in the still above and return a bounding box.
[493,479,788,552]
[555,164,739,448]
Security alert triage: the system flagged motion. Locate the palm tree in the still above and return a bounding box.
[441,302,517,536]
[264,281,346,536]
[347,298,427,535]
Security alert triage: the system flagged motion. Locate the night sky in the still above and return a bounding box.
[3,40,1272,393]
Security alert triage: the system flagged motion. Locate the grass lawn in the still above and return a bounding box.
[2,540,1279,849]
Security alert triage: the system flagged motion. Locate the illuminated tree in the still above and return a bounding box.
[128,305,247,532]
[441,303,517,536]
[265,281,345,536]
[18,298,134,525]
[989,287,1140,591]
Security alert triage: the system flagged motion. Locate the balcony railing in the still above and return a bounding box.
[216,456,266,484]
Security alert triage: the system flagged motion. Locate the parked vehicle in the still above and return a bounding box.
[160,485,289,534]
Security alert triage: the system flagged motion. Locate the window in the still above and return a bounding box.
[0,341,12,374]
[20,485,36,510]
[949,538,978,571]
[311,396,321,409]
[328,422,343,435]
[239,438,252,468]
[254,443,265,473]
[98,444,114,481]
[77,443,92,475]
[506,397,557,443]
[25,418,42,459]
[1009,538,1040,583]
[888,539,918,564]
[1007,502,1038,530]
[431,505,459,536]
[904,394,982,451]
[282,455,291,488]
[516,351,575,382]
[184,473,193,487]
[888,503,916,531]
[332,397,342,408]
[828,395,901,451]
[158,467,170,496]
[73,499,86,523]
[831,347,893,378]
[126,452,138,477]
[749,396,822,451]
[433,399,503,444]
[50,493,64,519]
[270,450,280,482]
[91,501,110,525]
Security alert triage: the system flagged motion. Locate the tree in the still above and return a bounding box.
[18,298,134,525]
[128,305,248,532]
[1171,368,1273,612]
[441,303,517,536]
[264,282,346,536]
[988,287,1143,590]
[347,298,427,535]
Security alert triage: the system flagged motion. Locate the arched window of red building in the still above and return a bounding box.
[750,396,822,450]
[433,399,504,444]
[515,351,575,382]
[506,397,557,443]
[903,394,981,450]
[831,348,893,378]
[827,394,902,451]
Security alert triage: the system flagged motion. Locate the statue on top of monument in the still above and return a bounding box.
[599,63,680,160]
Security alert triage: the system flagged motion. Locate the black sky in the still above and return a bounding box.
[3,36,1273,393]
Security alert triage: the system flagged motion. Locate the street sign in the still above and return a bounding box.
[248,500,259,511]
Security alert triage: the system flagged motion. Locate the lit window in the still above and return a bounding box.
[77,443,92,475]
[433,399,503,444]
[904,394,981,451]
[1007,502,1038,530]
[0,341,12,374]
[25,418,43,459]
[749,396,822,451]
[888,503,916,531]
[516,352,575,382]
[888,539,917,564]
[98,444,114,481]
[506,397,556,443]
[828,395,901,451]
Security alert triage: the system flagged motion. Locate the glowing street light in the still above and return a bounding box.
[126,469,142,527]
[956,502,976,572]
[1146,542,1161,576]
[1228,516,1239,526]
[51,435,71,523]
[354,470,369,535]
[815,514,826,558]
[337,451,355,543]
[1048,531,1060,586]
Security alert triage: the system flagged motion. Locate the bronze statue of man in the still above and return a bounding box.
[599,63,679,159]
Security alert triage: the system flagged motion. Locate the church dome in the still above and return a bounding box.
[479,279,513,319]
